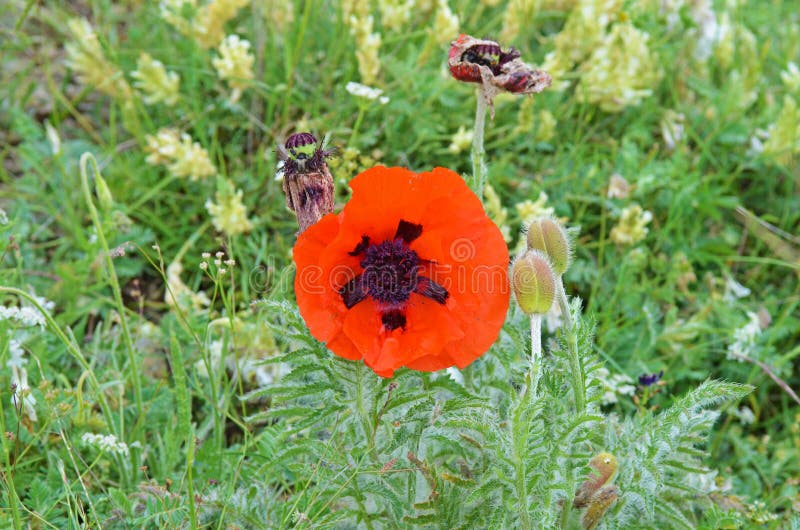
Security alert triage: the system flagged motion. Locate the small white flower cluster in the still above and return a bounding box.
[81,432,130,456]
[8,339,37,421]
[199,251,236,276]
[723,275,751,302]
[345,82,389,104]
[0,295,53,329]
[594,367,636,406]
[727,311,762,361]
[0,207,8,225]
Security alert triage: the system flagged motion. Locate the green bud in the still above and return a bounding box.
[526,217,571,275]
[95,173,114,213]
[512,250,556,315]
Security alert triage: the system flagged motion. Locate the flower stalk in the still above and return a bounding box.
[470,92,488,197]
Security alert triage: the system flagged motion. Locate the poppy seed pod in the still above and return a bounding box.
[526,217,571,275]
[512,250,556,315]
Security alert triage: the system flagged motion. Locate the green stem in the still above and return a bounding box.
[530,314,543,394]
[566,323,585,413]
[556,279,573,330]
[0,386,23,530]
[470,91,488,197]
[80,154,144,424]
[511,380,533,530]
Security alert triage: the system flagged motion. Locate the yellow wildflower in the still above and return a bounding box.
[577,22,661,112]
[145,128,216,180]
[160,0,248,48]
[484,184,511,243]
[448,126,474,154]
[349,15,382,84]
[131,53,180,106]
[431,0,459,45]
[762,96,800,167]
[379,0,415,31]
[515,191,555,226]
[205,178,254,236]
[610,204,652,246]
[213,34,255,101]
[65,18,133,100]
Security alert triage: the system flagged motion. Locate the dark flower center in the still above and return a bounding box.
[339,220,450,331]
[360,239,421,304]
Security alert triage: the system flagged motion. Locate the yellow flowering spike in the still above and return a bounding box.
[431,0,459,45]
[349,14,382,84]
[512,250,556,315]
[205,178,254,236]
[213,34,255,101]
[131,53,180,106]
[763,96,800,167]
[574,452,619,508]
[577,22,661,112]
[610,204,652,246]
[65,18,133,101]
[144,128,216,180]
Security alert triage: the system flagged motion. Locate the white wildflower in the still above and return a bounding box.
[10,365,37,422]
[81,432,129,455]
[723,275,751,301]
[345,81,389,103]
[607,173,630,199]
[0,208,8,225]
[45,121,61,155]
[727,311,762,361]
[594,367,635,405]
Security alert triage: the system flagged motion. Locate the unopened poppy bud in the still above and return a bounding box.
[512,250,556,315]
[95,172,114,213]
[581,485,619,530]
[574,452,619,508]
[526,217,571,275]
[279,131,335,234]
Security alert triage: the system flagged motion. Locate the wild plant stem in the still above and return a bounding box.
[80,154,144,426]
[556,278,573,330]
[511,381,533,530]
[566,324,586,413]
[470,91,488,197]
[530,314,543,394]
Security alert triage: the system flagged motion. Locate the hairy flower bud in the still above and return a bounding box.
[512,251,556,315]
[526,217,571,275]
[574,452,619,508]
[581,485,619,530]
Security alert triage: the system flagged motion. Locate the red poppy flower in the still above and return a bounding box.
[293,166,510,377]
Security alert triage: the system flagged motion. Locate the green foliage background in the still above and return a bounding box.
[0,0,798,528]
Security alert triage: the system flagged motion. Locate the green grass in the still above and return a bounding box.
[1,0,799,528]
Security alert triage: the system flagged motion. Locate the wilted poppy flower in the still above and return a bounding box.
[448,34,552,97]
[293,166,510,377]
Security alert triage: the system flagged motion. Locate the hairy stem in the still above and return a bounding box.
[530,314,543,394]
[556,278,573,330]
[470,91,488,197]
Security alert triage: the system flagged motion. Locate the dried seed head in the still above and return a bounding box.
[526,217,571,275]
[280,131,335,233]
[511,250,556,315]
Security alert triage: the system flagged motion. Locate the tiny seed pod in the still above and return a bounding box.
[526,217,571,275]
[511,250,556,315]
